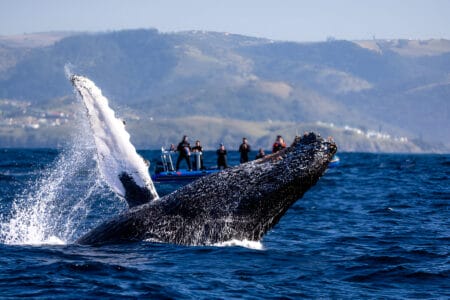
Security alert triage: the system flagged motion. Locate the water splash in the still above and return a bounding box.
[0,103,123,245]
[214,239,264,250]
[0,71,160,245]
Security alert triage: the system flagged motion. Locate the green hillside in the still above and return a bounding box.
[0,30,449,152]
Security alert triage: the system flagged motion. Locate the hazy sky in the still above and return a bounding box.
[1,0,449,41]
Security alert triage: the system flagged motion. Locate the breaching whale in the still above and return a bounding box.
[77,134,337,246]
[71,74,337,246]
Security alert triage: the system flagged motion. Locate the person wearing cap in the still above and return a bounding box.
[272,135,286,153]
[216,143,228,169]
[238,137,251,163]
[176,135,192,171]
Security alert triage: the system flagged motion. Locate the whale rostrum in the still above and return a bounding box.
[77,133,337,246]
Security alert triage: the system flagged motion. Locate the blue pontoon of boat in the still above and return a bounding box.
[151,149,220,182]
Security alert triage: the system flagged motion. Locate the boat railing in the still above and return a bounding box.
[161,148,175,172]
[160,148,203,172]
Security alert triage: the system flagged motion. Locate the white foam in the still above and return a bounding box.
[45,236,66,245]
[71,75,159,201]
[26,236,66,246]
[214,239,264,250]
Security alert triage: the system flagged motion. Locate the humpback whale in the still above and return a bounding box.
[71,74,337,246]
[77,134,337,245]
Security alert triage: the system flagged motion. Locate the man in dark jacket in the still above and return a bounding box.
[239,137,251,163]
[216,143,228,169]
[191,140,205,170]
[176,135,192,171]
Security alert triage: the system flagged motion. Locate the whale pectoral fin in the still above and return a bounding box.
[71,74,159,209]
[118,172,154,208]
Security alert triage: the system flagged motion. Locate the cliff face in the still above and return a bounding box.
[0,30,449,152]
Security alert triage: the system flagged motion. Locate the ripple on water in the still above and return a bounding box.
[0,152,449,298]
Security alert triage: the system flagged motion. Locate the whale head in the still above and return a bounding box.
[223,132,337,241]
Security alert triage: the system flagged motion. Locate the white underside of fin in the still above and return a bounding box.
[71,75,159,200]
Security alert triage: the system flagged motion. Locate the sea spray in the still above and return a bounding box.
[214,239,264,250]
[0,72,159,245]
[0,107,124,245]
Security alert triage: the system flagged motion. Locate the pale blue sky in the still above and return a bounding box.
[1,0,449,41]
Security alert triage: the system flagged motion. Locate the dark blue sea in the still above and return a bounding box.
[0,149,449,299]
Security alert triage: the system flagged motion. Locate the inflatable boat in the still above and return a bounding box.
[151,149,220,182]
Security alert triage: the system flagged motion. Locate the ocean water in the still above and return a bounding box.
[0,149,449,299]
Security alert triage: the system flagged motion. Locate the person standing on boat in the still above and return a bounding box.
[272,135,286,153]
[255,148,265,159]
[176,135,192,171]
[192,140,205,170]
[216,143,228,169]
[239,137,251,163]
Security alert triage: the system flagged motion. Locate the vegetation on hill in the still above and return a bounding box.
[0,29,449,152]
